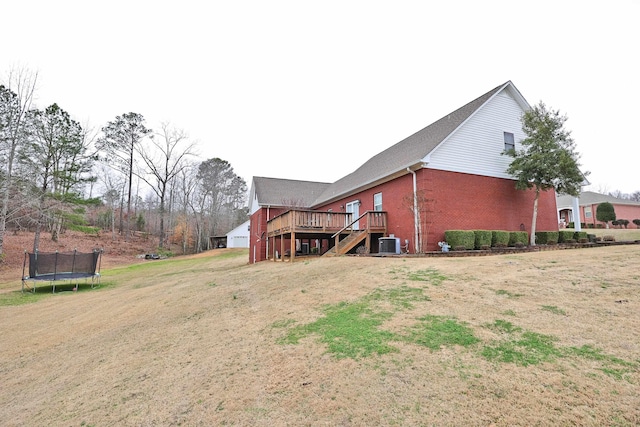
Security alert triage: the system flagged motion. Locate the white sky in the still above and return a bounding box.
[2,0,639,195]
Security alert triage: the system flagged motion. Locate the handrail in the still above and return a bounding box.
[331,211,369,239]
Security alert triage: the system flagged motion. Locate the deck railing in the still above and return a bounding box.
[267,210,387,237]
[267,210,352,236]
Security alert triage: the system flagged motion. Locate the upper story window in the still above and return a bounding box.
[504,132,515,152]
[373,192,383,211]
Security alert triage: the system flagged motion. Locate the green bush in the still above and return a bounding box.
[596,202,616,224]
[473,230,492,250]
[444,230,475,250]
[508,231,528,247]
[535,231,559,245]
[574,231,588,242]
[558,230,575,243]
[491,231,510,247]
[67,224,100,235]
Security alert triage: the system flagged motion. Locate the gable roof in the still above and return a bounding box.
[226,220,250,237]
[251,81,529,209]
[251,176,330,208]
[310,81,527,206]
[557,191,640,209]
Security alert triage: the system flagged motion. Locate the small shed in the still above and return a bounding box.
[225,220,250,248]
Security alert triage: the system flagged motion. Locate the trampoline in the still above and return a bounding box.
[22,249,103,293]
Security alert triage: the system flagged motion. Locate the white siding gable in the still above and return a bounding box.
[425,88,526,179]
[249,184,260,215]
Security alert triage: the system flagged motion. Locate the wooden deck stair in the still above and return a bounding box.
[323,230,367,257]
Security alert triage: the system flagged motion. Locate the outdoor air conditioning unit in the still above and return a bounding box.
[379,237,400,254]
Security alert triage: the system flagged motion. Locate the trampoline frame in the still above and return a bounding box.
[21,249,103,293]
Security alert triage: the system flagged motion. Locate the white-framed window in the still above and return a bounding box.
[504,132,515,152]
[584,207,592,218]
[373,192,383,211]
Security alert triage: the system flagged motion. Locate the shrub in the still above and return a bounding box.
[535,231,559,245]
[596,202,616,225]
[603,235,615,242]
[491,231,510,248]
[574,231,588,242]
[567,222,575,229]
[558,230,576,243]
[473,230,492,249]
[508,231,528,247]
[633,219,640,229]
[444,230,475,250]
[618,219,629,229]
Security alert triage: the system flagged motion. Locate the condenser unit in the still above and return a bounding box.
[379,237,400,254]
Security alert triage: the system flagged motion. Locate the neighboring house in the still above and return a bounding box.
[225,220,250,248]
[249,81,559,263]
[557,191,640,228]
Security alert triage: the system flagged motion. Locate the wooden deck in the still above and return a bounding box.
[266,210,387,261]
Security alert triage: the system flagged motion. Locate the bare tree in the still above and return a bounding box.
[402,188,435,253]
[136,122,195,249]
[0,68,38,260]
[97,164,124,240]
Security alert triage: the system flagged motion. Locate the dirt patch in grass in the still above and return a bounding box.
[1,244,639,426]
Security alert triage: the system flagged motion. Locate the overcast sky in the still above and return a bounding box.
[2,0,639,195]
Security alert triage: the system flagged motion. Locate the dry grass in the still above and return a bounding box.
[1,245,639,426]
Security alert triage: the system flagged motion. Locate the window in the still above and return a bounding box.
[373,192,383,211]
[503,132,515,152]
[584,207,592,218]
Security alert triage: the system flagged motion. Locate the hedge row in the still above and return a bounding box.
[535,230,590,244]
[442,229,595,250]
[443,230,529,250]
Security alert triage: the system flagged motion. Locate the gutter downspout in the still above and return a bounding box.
[266,205,270,261]
[407,168,421,253]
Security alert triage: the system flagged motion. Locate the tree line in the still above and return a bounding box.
[0,68,248,261]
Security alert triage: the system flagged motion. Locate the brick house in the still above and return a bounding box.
[248,81,558,263]
[557,191,640,228]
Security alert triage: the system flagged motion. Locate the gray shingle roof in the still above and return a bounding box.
[310,81,511,206]
[557,191,640,209]
[253,81,519,208]
[253,176,330,208]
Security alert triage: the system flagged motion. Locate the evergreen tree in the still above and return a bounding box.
[596,202,616,228]
[506,102,587,245]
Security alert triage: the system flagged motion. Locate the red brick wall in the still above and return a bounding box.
[581,204,640,228]
[419,169,558,250]
[249,206,288,263]
[316,169,558,252]
[250,169,560,261]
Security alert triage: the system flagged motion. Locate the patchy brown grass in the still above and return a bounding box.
[1,244,639,426]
